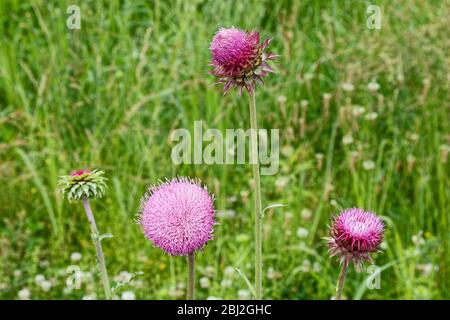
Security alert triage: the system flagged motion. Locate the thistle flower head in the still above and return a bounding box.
[58,169,107,202]
[327,208,384,266]
[138,177,215,256]
[209,27,277,96]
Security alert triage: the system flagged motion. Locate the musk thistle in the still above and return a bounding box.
[327,208,385,300]
[209,27,277,300]
[58,169,112,299]
[138,177,215,299]
[210,27,276,96]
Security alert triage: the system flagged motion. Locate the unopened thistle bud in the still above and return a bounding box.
[58,169,107,202]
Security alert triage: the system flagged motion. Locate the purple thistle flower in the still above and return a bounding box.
[328,208,384,267]
[138,177,215,256]
[209,27,277,96]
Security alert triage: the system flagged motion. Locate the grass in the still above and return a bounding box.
[0,0,449,299]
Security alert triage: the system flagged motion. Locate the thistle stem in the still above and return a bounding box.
[335,256,350,300]
[248,92,263,299]
[187,253,195,300]
[82,198,111,300]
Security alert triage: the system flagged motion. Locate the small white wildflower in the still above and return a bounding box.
[199,277,210,289]
[18,288,31,300]
[342,134,354,145]
[313,262,322,272]
[277,95,287,104]
[352,105,365,117]
[224,266,235,278]
[341,82,354,92]
[114,271,132,283]
[220,279,232,288]
[34,274,45,285]
[275,176,289,189]
[367,81,380,92]
[238,289,251,300]
[296,227,309,239]
[13,270,22,277]
[82,294,97,300]
[205,266,215,277]
[362,160,376,170]
[301,208,312,220]
[365,112,378,120]
[121,291,135,300]
[40,280,52,292]
[70,252,82,262]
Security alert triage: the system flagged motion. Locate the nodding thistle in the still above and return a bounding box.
[327,208,385,300]
[137,177,216,300]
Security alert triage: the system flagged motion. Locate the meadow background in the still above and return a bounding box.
[0,0,449,300]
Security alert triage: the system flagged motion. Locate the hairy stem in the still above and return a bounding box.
[248,92,263,299]
[187,253,195,300]
[82,198,111,300]
[335,256,350,300]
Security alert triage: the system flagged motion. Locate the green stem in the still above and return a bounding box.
[335,256,350,300]
[82,198,111,300]
[248,92,263,299]
[187,253,195,300]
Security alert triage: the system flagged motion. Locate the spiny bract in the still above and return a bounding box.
[58,169,107,202]
[209,27,277,96]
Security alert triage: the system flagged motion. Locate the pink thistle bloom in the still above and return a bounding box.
[209,27,277,96]
[328,208,384,266]
[70,169,90,176]
[138,177,215,256]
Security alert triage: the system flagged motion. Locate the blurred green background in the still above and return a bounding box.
[0,0,449,300]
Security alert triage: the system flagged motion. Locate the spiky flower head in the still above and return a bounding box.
[58,169,107,202]
[327,208,384,267]
[138,177,215,256]
[209,27,277,96]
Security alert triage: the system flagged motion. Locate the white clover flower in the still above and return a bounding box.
[238,289,251,300]
[365,112,378,120]
[121,291,136,300]
[296,227,309,239]
[40,280,52,292]
[18,288,31,300]
[362,160,376,170]
[301,208,312,220]
[114,271,132,283]
[341,82,354,92]
[367,81,380,92]
[200,277,210,289]
[342,134,354,145]
[34,274,45,285]
[70,252,82,262]
[224,266,235,278]
[220,279,232,288]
